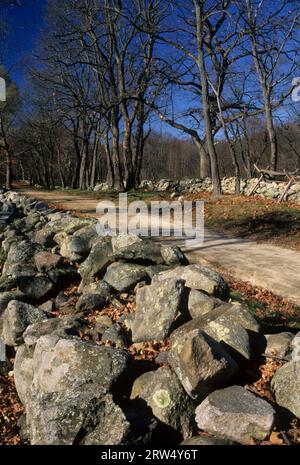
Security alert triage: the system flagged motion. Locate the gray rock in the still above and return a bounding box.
[0,291,23,329]
[154,265,229,299]
[111,234,143,253]
[0,276,17,293]
[14,344,34,404]
[38,300,54,314]
[104,262,149,292]
[203,316,252,360]
[78,237,113,291]
[113,240,164,265]
[35,227,56,247]
[160,245,188,266]
[131,279,186,342]
[0,358,12,376]
[2,240,41,277]
[31,335,131,396]
[130,367,194,439]
[26,389,131,445]
[75,293,107,313]
[17,274,54,300]
[82,280,115,298]
[101,323,130,348]
[188,290,222,318]
[34,252,63,272]
[181,436,234,445]
[23,315,87,348]
[265,332,294,359]
[291,332,300,361]
[81,394,131,445]
[271,361,300,419]
[2,300,48,346]
[73,224,99,247]
[195,386,275,444]
[146,265,170,279]
[60,236,90,262]
[168,325,237,400]
[215,302,261,333]
[22,335,132,444]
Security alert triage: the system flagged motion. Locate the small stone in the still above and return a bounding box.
[34,252,63,272]
[101,323,129,349]
[2,300,48,346]
[265,332,294,359]
[160,245,188,266]
[75,293,107,313]
[195,386,275,444]
[17,275,54,301]
[188,289,221,318]
[104,262,149,292]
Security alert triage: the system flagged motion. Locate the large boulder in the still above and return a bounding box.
[0,291,23,331]
[16,334,132,444]
[1,300,48,347]
[153,265,229,299]
[265,332,294,359]
[73,225,99,248]
[131,279,186,342]
[75,293,107,313]
[14,344,34,404]
[195,386,275,444]
[203,315,252,360]
[160,245,188,266]
[168,325,237,400]
[78,237,113,291]
[26,388,131,445]
[111,234,143,253]
[188,290,222,318]
[80,394,131,445]
[130,367,194,439]
[104,262,149,292]
[17,274,55,301]
[2,240,42,277]
[34,252,64,272]
[271,361,300,419]
[22,315,88,348]
[60,236,90,262]
[113,240,164,265]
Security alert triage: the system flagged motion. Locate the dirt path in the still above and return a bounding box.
[15,185,300,306]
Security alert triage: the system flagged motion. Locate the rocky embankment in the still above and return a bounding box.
[0,190,300,445]
[93,178,300,203]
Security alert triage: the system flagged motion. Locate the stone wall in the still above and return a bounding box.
[0,190,300,445]
[95,178,300,203]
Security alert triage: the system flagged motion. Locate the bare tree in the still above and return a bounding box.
[242,0,300,171]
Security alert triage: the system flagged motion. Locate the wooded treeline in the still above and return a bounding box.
[1,0,300,194]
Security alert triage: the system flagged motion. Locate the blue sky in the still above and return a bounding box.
[2,0,45,86]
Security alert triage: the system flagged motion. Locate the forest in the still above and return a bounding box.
[1,0,300,195]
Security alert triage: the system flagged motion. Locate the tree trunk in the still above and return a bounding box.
[5,149,11,189]
[264,98,278,171]
[195,139,211,179]
[194,0,221,196]
[111,113,123,191]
